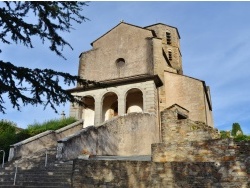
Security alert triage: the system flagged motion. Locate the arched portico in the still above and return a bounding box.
[70,80,157,126]
[102,92,118,122]
[126,88,143,113]
[82,96,95,127]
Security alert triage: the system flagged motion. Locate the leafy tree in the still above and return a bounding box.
[220,130,231,139]
[0,1,98,114]
[231,122,243,137]
[0,119,17,134]
[0,120,18,162]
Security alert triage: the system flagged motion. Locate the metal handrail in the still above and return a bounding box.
[13,163,18,185]
[11,147,57,185]
[45,149,48,167]
[0,150,5,168]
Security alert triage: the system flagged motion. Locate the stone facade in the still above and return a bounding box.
[69,21,214,128]
[79,24,154,82]
[164,71,213,126]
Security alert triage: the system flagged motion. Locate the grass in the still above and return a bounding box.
[27,117,77,136]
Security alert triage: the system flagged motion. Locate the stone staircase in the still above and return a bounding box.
[0,148,73,188]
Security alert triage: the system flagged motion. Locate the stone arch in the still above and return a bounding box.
[81,95,95,127]
[125,88,143,113]
[123,86,145,98]
[102,92,118,122]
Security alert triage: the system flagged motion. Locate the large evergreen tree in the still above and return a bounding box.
[0,1,97,113]
[231,122,243,136]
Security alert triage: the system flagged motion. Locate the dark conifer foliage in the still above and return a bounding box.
[0,2,95,113]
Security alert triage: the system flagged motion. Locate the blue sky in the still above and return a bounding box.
[1,2,250,134]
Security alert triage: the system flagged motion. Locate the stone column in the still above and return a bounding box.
[144,81,157,115]
[118,96,126,116]
[94,97,102,126]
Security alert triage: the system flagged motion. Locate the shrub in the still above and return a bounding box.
[15,129,32,141]
[220,130,231,139]
[27,117,77,136]
[234,134,250,142]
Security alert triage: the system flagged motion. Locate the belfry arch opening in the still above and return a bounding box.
[126,88,143,114]
[102,92,118,122]
[82,96,95,127]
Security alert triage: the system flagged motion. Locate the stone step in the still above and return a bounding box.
[0,171,72,176]
[1,167,72,173]
[0,184,71,187]
[1,152,73,188]
[27,187,70,188]
[0,181,71,186]
[0,175,71,182]
[16,181,71,187]
[0,186,24,188]
[23,178,70,183]
[26,187,70,188]
[0,175,15,181]
[22,181,70,185]
[0,181,15,185]
[5,161,73,167]
[16,170,72,175]
[2,163,72,169]
[19,167,73,171]
[0,178,71,184]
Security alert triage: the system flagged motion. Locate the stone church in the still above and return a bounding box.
[8,21,215,161]
[68,21,214,129]
[5,22,250,188]
[6,22,250,188]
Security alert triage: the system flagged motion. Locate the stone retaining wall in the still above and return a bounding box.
[57,113,159,161]
[72,159,250,188]
[8,120,83,161]
[152,139,250,162]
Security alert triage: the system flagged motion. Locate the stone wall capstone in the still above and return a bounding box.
[8,120,83,161]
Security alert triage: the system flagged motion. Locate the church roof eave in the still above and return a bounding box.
[144,23,181,39]
[90,22,155,46]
